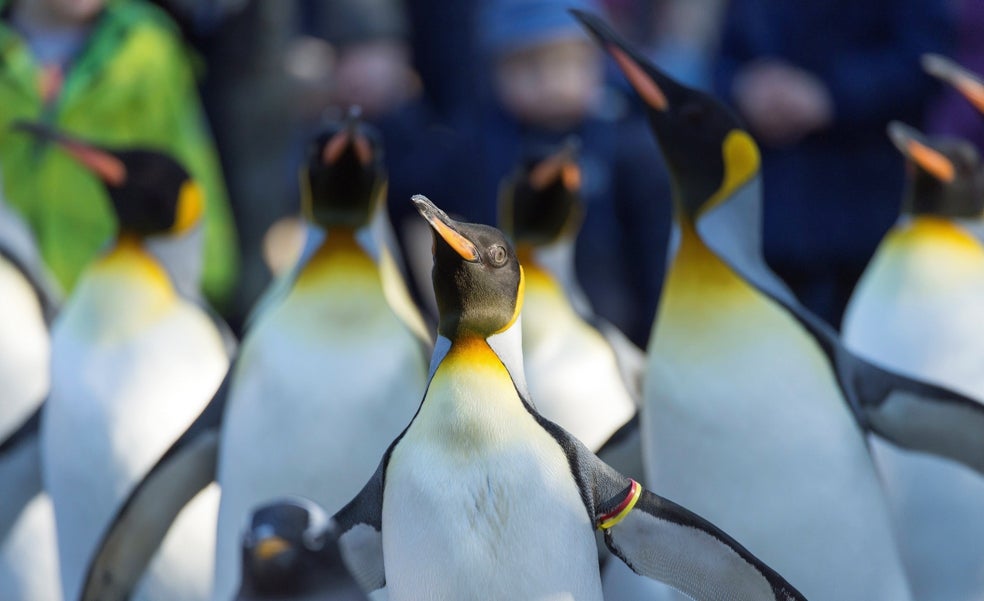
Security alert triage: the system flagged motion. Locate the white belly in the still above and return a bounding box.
[0,258,49,440]
[43,303,228,601]
[522,287,636,450]
[844,239,984,601]
[645,291,910,601]
[212,293,428,601]
[382,347,602,601]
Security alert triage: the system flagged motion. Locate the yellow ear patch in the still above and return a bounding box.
[495,265,525,334]
[173,180,204,234]
[701,130,760,215]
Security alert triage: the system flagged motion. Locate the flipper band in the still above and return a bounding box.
[598,479,642,530]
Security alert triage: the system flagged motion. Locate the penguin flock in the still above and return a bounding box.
[3,11,984,601]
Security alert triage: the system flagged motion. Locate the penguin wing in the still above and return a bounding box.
[79,370,232,601]
[843,354,984,475]
[538,419,806,601]
[0,405,43,542]
[331,461,387,595]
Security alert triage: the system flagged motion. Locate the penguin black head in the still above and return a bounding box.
[12,121,201,238]
[413,195,524,340]
[572,10,759,220]
[923,54,984,115]
[239,498,349,597]
[888,122,984,218]
[499,138,584,249]
[302,107,385,230]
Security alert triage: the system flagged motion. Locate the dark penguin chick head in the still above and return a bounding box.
[572,10,760,221]
[923,54,984,115]
[13,121,201,238]
[239,498,342,597]
[499,138,584,248]
[302,108,385,230]
[413,195,524,340]
[888,122,984,218]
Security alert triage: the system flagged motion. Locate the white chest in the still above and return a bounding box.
[0,259,49,440]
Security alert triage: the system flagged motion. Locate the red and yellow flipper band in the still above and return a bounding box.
[598,479,642,530]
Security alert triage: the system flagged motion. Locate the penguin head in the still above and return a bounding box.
[888,122,984,218]
[12,121,201,238]
[413,195,524,340]
[240,498,337,596]
[499,138,584,249]
[923,54,984,115]
[572,10,759,221]
[302,107,386,230]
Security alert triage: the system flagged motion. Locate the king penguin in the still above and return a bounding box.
[574,11,984,601]
[15,122,233,601]
[211,114,432,601]
[497,140,640,453]
[843,123,984,601]
[326,194,806,601]
[234,498,368,601]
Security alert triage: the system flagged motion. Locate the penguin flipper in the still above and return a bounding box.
[332,461,386,595]
[79,370,232,601]
[595,413,646,484]
[0,405,42,542]
[846,356,984,475]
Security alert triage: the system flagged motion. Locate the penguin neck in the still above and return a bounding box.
[294,226,379,293]
[889,215,984,253]
[664,217,748,294]
[88,233,176,299]
[516,238,593,316]
[430,317,530,402]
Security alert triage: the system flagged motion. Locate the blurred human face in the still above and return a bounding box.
[495,37,602,131]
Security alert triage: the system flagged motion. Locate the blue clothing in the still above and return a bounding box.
[714,0,953,325]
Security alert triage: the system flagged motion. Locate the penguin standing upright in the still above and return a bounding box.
[843,123,984,601]
[211,115,431,601]
[497,141,639,452]
[15,123,233,601]
[574,11,984,601]
[327,194,806,601]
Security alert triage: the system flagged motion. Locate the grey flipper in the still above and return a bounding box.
[330,461,386,596]
[0,406,42,543]
[699,177,984,473]
[79,370,233,601]
[535,417,806,601]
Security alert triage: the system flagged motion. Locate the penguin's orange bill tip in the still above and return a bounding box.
[953,77,984,114]
[924,55,984,113]
[322,130,350,165]
[65,143,126,186]
[561,163,581,191]
[529,157,564,191]
[608,45,668,111]
[908,140,956,183]
[254,536,290,561]
[353,135,373,166]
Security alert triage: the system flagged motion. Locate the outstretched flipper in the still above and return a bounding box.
[80,370,233,601]
[330,461,386,596]
[0,406,42,543]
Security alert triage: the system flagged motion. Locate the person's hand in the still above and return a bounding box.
[733,60,834,147]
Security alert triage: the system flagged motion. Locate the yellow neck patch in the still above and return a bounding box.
[294,227,379,292]
[888,216,984,254]
[92,235,175,298]
[701,130,760,216]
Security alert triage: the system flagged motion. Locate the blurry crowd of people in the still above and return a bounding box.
[0,0,976,343]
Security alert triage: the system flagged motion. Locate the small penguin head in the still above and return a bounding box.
[12,121,201,237]
[499,138,584,249]
[240,498,333,595]
[888,122,984,218]
[572,10,759,220]
[302,107,385,230]
[923,54,984,115]
[414,195,524,339]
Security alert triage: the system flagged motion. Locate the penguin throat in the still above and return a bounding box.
[661,219,752,310]
[294,227,378,292]
[891,216,983,253]
[92,234,175,299]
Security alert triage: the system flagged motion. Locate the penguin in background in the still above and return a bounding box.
[924,54,984,115]
[573,11,984,601]
[0,184,61,601]
[235,499,367,601]
[13,122,234,601]
[497,139,641,460]
[326,194,805,601]
[842,123,984,601]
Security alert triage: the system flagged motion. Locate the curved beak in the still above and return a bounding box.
[321,106,373,166]
[571,9,669,111]
[529,137,582,191]
[888,121,955,183]
[412,194,480,261]
[923,54,984,114]
[12,121,126,186]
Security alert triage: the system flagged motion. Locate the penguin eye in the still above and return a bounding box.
[487,245,507,267]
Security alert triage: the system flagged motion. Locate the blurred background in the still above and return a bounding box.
[0,0,978,346]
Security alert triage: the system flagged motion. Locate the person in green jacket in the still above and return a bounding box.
[0,0,239,307]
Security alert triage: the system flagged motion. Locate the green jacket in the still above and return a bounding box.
[0,0,238,306]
